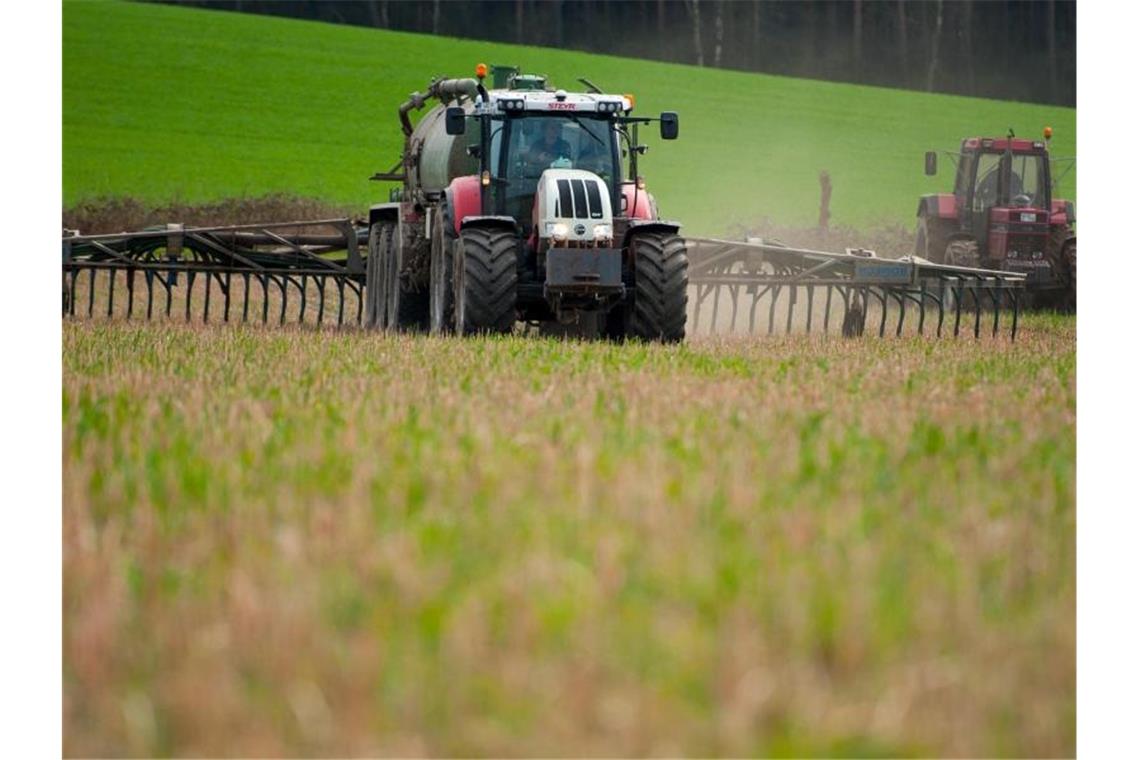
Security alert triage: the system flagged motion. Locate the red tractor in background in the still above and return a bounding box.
[915,129,1075,310]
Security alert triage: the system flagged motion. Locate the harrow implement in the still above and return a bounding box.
[61,222,1027,339]
[62,219,368,327]
[685,237,1028,339]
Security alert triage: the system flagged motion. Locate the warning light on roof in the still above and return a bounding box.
[476,63,488,80]
[624,93,635,110]
[1043,126,1053,141]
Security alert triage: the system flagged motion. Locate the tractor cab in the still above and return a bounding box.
[490,109,622,235]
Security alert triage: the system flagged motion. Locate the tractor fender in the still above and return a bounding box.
[916,193,957,220]
[459,215,519,234]
[621,219,682,249]
[368,202,400,227]
[1051,199,1076,227]
[621,185,658,220]
[445,175,483,236]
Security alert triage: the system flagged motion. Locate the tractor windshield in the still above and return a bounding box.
[491,115,619,223]
[973,152,1048,210]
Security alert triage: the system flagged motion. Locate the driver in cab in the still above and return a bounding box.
[525,121,572,167]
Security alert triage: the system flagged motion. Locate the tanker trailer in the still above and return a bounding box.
[364,64,688,341]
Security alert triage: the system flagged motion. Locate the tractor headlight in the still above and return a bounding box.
[548,222,569,242]
[593,224,613,242]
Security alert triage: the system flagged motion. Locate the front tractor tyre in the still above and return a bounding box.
[454,227,518,335]
[628,233,689,342]
[430,203,456,334]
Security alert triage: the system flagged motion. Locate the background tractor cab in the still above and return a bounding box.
[915,127,1076,309]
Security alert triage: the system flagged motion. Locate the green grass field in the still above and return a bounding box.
[64,320,1074,756]
[63,1,1076,235]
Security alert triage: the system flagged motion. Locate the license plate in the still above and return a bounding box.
[1020,212,1036,223]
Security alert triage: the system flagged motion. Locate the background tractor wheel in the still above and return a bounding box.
[365,221,394,329]
[454,227,517,335]
[1062,238,1076,310]
[1041,227,1076,312]
[627,232,688,342]
[385,224,429,332]
[842,292,866,337]
[915,216,952,262]
[945,238,981,269]
[430,203,456,334]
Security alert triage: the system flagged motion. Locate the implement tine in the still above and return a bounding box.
[69,270,78,317]
[317,277,327,325]
[917,282,926,335]
[185,270,196,322]
[824,285,833,333]
[242,273,251,323]
[806,285,814,333]
[354,280,363,324]
[991,284,1000,338]
[767,284,779,335]
[224,270,232,322]
[337,278,346,326]
[877,289,888,338]
[299,274,308,323]
[1011,289,1020,340]
[973,279,981,339]
[146,271,155,320]
[279,275,288,325]
[785,285,796,335]
[953,281,963,337]
[87,268,96,318]
[126,268,136,320]
[106,268,116,318]
[261,274,270,324]
[203,271,212,323]
[896,289,906,337]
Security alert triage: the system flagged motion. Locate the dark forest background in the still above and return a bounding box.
[169,1,1077,107]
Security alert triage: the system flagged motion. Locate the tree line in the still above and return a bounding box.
[172,1,1076,107]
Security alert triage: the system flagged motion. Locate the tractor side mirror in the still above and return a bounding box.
[660,112,679,140]
[924,151,937,176]
[445,107,466,136]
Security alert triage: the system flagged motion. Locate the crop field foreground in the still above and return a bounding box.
[63,319,1075,757]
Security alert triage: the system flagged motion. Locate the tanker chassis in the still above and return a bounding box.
[364,64,688,341]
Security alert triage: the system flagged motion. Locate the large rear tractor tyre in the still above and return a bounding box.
[916,216,953,262]
[365,222,394,329]
[627,233,688,342]
[454,227,518,335]
[385,225,429,332]
[429,203,456,334]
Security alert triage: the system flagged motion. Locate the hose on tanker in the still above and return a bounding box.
[398,77,487,136]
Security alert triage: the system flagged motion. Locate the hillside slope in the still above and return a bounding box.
[63,1,1076,235]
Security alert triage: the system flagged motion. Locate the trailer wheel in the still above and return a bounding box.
[386,224,429,332]
[627,232,688,342]
[430,203,456,334]
[365,222,394,329]
[454,227,518,335]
